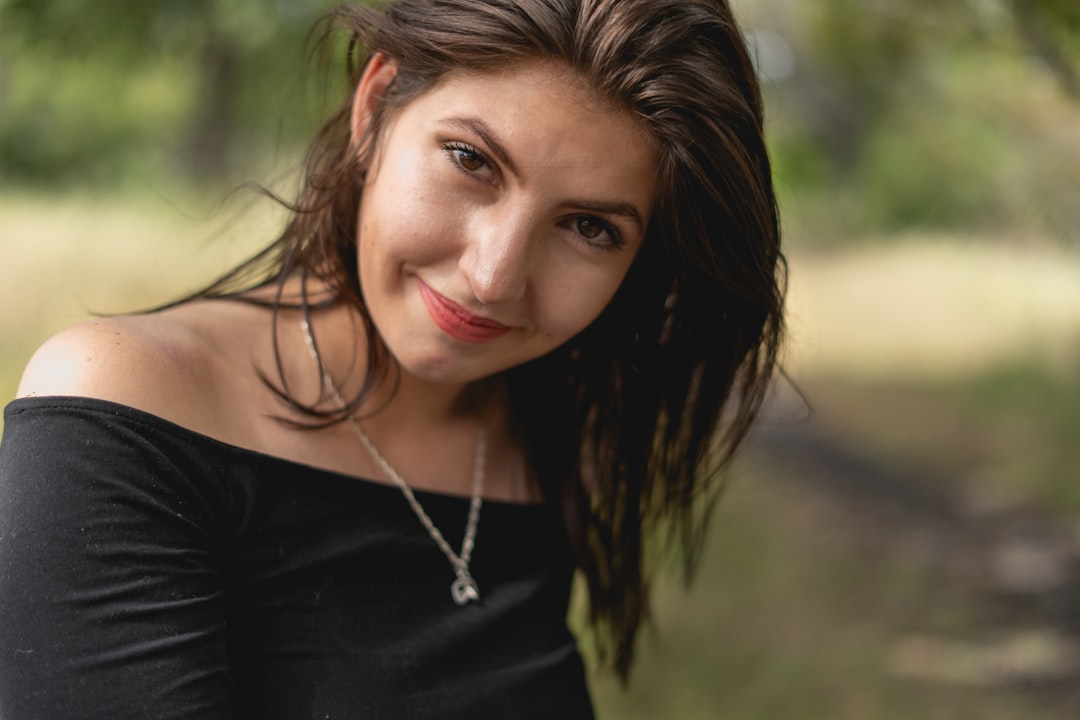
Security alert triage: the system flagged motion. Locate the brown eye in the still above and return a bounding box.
[576,217,605,240]
[562,215,624,252]
[457,151,485,172]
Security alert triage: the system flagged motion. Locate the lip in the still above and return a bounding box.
[416,279,512,343]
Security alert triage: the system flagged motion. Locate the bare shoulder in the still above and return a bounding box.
[18,315,183,401]
[16,302,262,431]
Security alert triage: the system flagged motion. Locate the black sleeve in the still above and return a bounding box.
[0,399,233,720]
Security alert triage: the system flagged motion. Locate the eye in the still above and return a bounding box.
[443,142,494,180]
[564,215,625,252]
[575,217,606,241]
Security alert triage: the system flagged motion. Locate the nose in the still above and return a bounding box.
[458,207,535,305]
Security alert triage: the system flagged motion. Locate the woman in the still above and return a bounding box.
[0,0,785,717]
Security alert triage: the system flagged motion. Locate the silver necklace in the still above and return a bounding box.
[301,316,484,605]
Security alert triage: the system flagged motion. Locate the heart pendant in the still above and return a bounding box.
[451,575,480,605]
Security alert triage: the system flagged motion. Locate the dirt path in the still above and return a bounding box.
[746,415,1080,709]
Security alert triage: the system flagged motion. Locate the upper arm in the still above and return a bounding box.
[0,392,234,718]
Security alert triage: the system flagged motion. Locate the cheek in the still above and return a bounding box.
[362,181,466,271]
[357,203,449,283]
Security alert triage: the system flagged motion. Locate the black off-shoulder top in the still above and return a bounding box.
[0,397,594,720]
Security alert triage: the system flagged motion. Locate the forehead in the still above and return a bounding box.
[418,59,644,135]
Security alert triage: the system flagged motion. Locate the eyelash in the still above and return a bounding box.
[443,142,493,180]
[441,141,625,252]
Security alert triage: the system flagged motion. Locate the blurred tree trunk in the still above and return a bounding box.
[185,32,238,181]
[792,0,918,175]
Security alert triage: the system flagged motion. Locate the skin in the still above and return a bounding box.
[16,56,659,502]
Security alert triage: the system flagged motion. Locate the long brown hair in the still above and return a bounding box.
[192,0,785,680]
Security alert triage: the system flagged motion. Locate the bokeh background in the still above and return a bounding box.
[3,0,1080,717]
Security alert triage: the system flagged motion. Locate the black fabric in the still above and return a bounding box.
[0,397,594,720]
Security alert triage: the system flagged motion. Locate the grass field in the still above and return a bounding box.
[3,193,1079,717]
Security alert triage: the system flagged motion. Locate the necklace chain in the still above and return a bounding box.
[300,316,484,605]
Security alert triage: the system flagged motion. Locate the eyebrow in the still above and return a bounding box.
[443,115,646,231]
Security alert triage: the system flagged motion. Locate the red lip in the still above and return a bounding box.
[416,279,512,343]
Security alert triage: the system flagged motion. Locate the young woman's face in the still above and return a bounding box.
[354,57,658,388]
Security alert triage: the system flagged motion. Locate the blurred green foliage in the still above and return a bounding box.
[752,0,1080,242]
[2,0,1079,240]
[0,0,341,189]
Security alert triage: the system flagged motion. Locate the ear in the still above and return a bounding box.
[350,53,399,150]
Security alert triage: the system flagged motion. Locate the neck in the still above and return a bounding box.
[368,368,503,427]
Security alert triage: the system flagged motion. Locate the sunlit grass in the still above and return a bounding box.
[786,236,1080,380]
